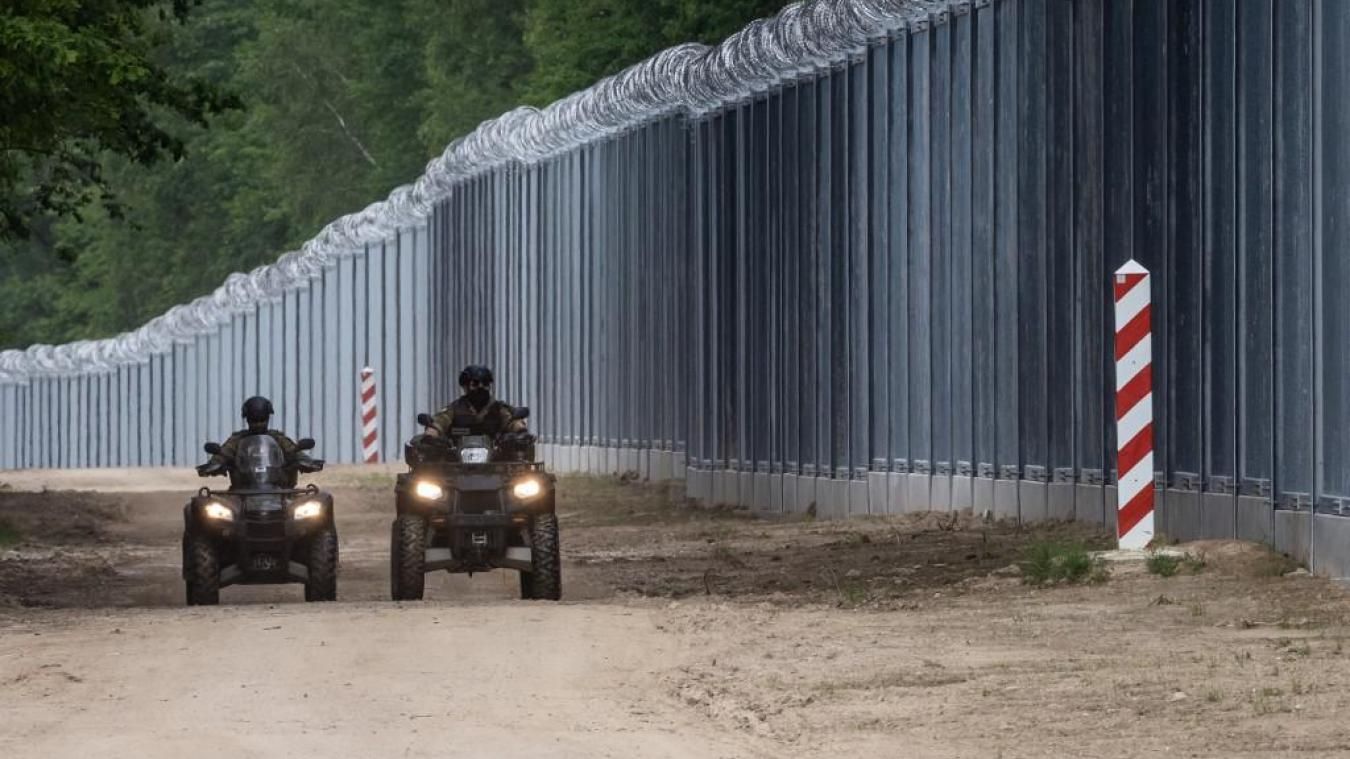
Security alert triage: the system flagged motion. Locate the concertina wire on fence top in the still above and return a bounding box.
[0,0,950,384]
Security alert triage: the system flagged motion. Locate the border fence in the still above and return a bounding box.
[4,0,1350,576]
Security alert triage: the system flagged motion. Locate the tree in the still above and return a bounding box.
[0,0,238,239]
[233,0,429,237]
[520,0,665,106]
[520,0,793,107]
[660,0,794,47]
[0,0,799,349]
[410,0,532,154]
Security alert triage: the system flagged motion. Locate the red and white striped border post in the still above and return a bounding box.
[360,367,379,464]
[1113,260,1155,549]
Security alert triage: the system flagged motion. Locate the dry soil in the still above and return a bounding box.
[2,470,1349,758]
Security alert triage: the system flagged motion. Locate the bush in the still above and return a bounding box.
[1147,552,1206,578]
[1147,553,1181,577]
[0,518,19,548]
[1020,541,1109,586]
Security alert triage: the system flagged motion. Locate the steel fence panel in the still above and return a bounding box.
[3,383,15,468]
[1238,0,1277,499]
[848,54,870,488]
[1073,0,1107,492]
[383,237,401,462]
[1322,0,1350,508]
[1046,0,1074,484]
[349,258,365,462]
[4,0,1350,574]
[1204,0,1239,499]
[950,7,974,482]
[929,14,953,503]
[1274,0,1316,509]
[218,321,234,444]
[993,0,1020,502]
[907,27,932,488]
[1167,0,1205,495]
[398,229,417,455]
[1017,0,1048,507]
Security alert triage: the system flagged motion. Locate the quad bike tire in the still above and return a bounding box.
[391,515,427,601]
[304,528,339,602]
[185,533,220,606]
[521,514,561,601]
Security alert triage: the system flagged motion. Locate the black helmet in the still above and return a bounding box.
[241,396,274,425]
[458,365,494,387]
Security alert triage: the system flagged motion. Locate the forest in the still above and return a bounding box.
[0,0,788,349]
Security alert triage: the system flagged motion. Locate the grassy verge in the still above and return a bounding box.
[0,518,21,548]
[1020,541,1109,586]
[1146,552,1207,578]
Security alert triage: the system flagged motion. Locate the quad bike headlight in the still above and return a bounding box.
[414,480,445,500]
[203,501,234,521]
[293,500,323,520]
[512,477,543,500]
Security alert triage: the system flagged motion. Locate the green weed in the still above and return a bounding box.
[1020,541,1109,586]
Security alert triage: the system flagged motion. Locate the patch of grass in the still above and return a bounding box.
[1204,689,1224,703]
[0,518,20,548]
[1147,551,1207,578]
[819,567,870,607]
[839,582,868,607]
[1020,541,1108,586]
[1147,553,1181,577]
[1088,562,1112,585]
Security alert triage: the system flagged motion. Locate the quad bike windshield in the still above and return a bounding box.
[456,434,493,464]
[230,435,290,491]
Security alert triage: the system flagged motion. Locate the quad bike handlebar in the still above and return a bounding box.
[196,438,325,478]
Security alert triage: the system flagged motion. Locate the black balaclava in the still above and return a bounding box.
[467,387,491,409]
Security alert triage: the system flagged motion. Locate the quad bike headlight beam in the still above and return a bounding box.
[512,477,542,500]
[204,501,234,521]
[293,500,323,520]
[415,480,445,501]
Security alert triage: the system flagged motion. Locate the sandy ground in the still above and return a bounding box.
[3,469,1350,757]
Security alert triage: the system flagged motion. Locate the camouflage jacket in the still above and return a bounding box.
[428,396,527,438]
[212,429,301,465]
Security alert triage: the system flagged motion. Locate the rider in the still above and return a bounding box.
[425,365,528,439]
[197,396,302,477]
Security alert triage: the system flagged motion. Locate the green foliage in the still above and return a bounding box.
[1147,553,1181,577]
[0,0,239,239]
[411,0,533,151]
[1146,551,1206,578]
[1020,541,1109,586]
[520,0,790,105]
[0,518,20,548]
[0,0,794,349]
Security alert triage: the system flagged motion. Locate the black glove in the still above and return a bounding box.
[196,461,225,477]
[295,456,325,474]
[499,431,536,450]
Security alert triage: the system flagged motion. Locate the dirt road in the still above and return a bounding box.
[5,472,1350,757]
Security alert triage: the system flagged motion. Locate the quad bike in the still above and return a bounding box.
[391,407,561,601]
[183,434,336,605]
